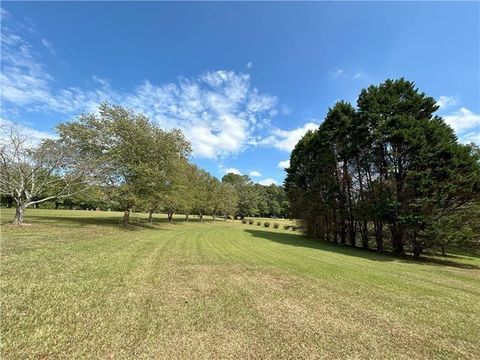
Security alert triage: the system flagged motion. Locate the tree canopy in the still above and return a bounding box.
[285,78,480,257]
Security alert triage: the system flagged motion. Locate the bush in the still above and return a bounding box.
[283,224,291,230]
[257,221,262,226]
[242,219,247,224]
[248,219,254,225]
[273,223,280,229]
[264,222,271,228]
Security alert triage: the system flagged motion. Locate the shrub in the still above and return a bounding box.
[283,224,291,230]
[273,223,280,229]
[248,219,254,225]
[264,222,271,228]
[242,219,247,224]
[257,221,262,226]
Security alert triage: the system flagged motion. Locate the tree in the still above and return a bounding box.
[56,104,191,225]
[0,124,94,224]
[213,182,238,220]
[285,78,480,258]
[222,173,259,218]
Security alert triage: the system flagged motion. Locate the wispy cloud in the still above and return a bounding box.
[126,72,278,158]
[329,68,344,78]
[0,15,279,159]
[436,95,458,110]
[1,7,10,19]
[41,38,55,55]
[460,132,480,145]
[249,170,261,177]
[246,62,253,69]
[353,71,369,80]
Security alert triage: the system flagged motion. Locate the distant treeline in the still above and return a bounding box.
[0,175,288,220]
[285,79,480,257]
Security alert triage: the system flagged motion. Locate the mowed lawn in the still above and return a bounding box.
[1,210,479,359]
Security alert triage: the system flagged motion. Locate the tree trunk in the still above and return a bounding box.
[374,220,383,251]
[390,223,404,256]
[349,221,356,247]
[122,209,130,225]
[340,220,346,244]
[148,210,154,223]
[361,220,369,249]
[185,214,189,222]
[441,245,446,256]
[212,213,216,221]
[168,212,173,223]
[55,201,60,209]
[224,214,227,221]
[412,238,422,259]
[199,213,203,222]
[13,204,26,225]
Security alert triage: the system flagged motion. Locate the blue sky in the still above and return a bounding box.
[1,2,479,185]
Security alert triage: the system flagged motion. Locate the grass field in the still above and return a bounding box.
[1,209,479,359]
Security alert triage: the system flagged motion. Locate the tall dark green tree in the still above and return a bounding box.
[285,78,480,258]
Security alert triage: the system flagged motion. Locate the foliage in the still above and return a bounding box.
[285,78,480,257]
[222,173,289,219]
[56,103,192,224]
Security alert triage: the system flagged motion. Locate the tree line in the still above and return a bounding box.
[285,79,480,257]
[0,104,288,225]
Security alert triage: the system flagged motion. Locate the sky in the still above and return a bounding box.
[1,2,479,185]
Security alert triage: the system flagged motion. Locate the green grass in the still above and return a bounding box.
[1,209,479,359]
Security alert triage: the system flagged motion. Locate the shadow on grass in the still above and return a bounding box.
[244,229,480,270]
[19,213,214,231]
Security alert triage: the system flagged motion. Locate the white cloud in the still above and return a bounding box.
[257,178,278,186]
[1,7,10,19]
[261,122,318,152]
[249,171,261,177]
[460,132,480,144]
[0,19,279,159]
[443,107,480,133]
[329,68,344,78]
[278,159,290,169]
[124,73,278,158]
[443,107,480,144]
[246,62,253,69]
[353,71,368,80]
[437,95,458,110]
[224,167,241,175]
[41,38,55,55]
